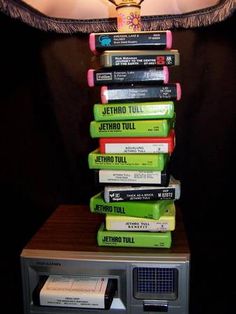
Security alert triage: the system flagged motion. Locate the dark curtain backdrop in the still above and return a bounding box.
[0,11,235,314]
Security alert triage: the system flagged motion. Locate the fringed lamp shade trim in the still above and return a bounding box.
[0,0,235,33]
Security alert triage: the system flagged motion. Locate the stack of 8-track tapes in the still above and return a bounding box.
[87,30,181,248]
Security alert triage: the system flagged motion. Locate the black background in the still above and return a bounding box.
[0,10,235,314]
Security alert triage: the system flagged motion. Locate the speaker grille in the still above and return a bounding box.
[133,267,178,300]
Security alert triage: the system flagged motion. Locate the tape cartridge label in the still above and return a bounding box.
[89,31,172,53]
[93,101,175,121]
[88,148,168,171]
[105,203,176,232]
[104,176,180,202]
[97,223,172,248]
[99,130,175,154]
[99,50,180,67]
[88,67,169,86]
[97,169,170,186]
[37,275,115,309]
[101,84,181,103]
[90,119,171,138]
[90,191,173,219]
